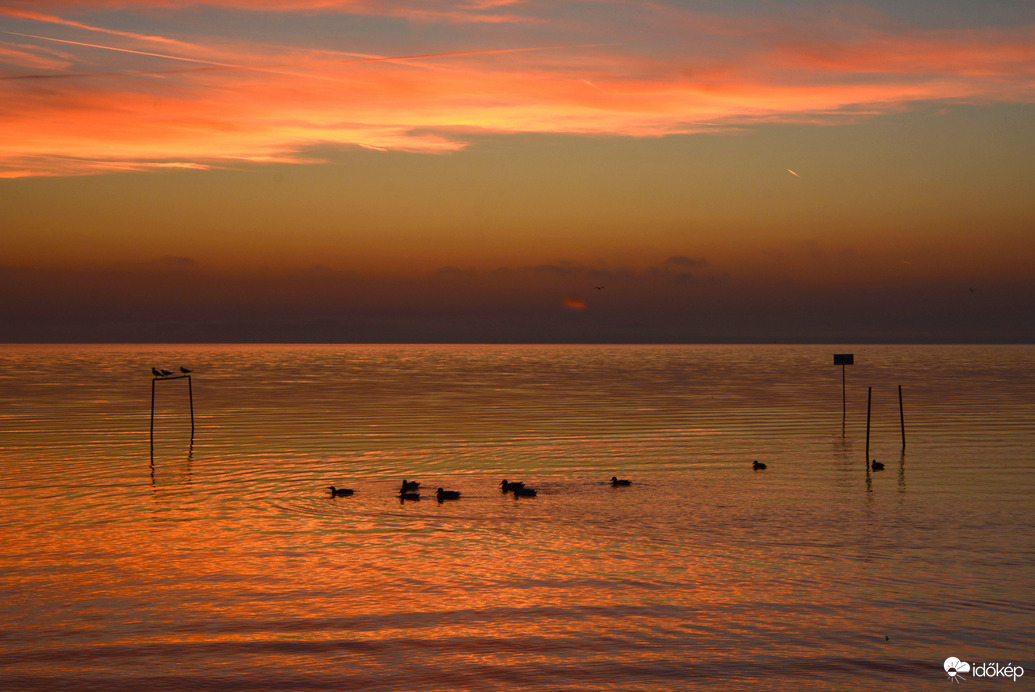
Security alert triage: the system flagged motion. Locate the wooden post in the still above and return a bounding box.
[865,386,872,465]
[187,375,195,439]
[898,384,905,450]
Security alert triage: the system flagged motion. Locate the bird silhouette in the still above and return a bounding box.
[501,479,525,492]
[871,459,885,471]
[152,368,164,377]
[752,460,767,470]
[159,369,173,377]
[180,366,192,374]
[610,476,631,486]
[327,486,354,497]
[401,479,420,492]
[436,488,461,501]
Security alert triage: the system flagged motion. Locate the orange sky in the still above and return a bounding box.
[1,1,1033,342]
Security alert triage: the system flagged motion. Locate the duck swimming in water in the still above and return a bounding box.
[610,476,631,486]
[436,488,461,501]
[871,459,885,471]
[752,460,767,470]
[327,486,354,497]
[500,479,524,492]
[400,479,420,492]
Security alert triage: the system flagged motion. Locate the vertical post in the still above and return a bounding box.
[865,386,872,465]
[187,374,194,440]
[150,378,156,452]
[898,384,905,450]
[842,364,847,424]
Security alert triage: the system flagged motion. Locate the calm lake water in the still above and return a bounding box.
[0,344,1032,690]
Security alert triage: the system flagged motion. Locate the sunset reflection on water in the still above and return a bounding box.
[0,344,1032,689]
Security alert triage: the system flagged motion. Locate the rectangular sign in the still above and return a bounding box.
[834,354,854,365]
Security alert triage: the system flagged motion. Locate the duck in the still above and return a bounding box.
[752,460,767,470]
[436,488,461,501]
[513,487,537,497]
[400,479,420,492]
[327,485,354,497]
[871,459,885,471]
[398,491,420,501]
[500,479,525,492]
[610,476,631,487]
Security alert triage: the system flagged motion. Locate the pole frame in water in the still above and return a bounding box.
[151,374,194,451]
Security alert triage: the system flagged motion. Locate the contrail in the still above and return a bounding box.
[787,169,800,177]
[0,37,616,81]
[0,8,195,50]
[2,31,245,69]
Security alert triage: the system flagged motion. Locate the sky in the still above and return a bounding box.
[1,0,1033,343]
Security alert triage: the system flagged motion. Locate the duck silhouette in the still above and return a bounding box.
[436,488,461,501]
[610,476,631,486]
[871,459,885,471]
[752,460,767,470]
[327,486,354,497]
[400,480,420,492]
[500,479,525,492]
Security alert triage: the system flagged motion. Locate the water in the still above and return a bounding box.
[0,344,1032,690]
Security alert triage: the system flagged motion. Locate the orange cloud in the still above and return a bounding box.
[1,3,1033,177]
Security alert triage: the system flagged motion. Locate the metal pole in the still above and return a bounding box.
[187,378,194,436]
[151,377,156,452]
[842,364,847,424]
[865,386,872,465]
[898,384,905,450]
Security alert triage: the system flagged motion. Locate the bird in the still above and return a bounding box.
[152,368,164,377]
[610,476,631,486]
[871,459,885,471]
[327,486,354,497]
[595,286,605,290]
[159,369,173,377]
[400,480,420,492]
[179,366,192,374]
[500,479,525,492]
[398,491,420,501]
[752,460,767,470]
[436,488,461,501]
[513,487,537,497]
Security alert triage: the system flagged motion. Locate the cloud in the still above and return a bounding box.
[1,2,1033,176]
